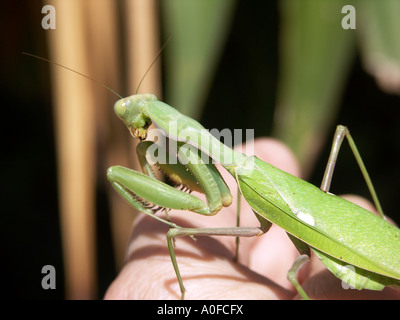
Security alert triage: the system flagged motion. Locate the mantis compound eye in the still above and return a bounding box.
[113,98,128,120]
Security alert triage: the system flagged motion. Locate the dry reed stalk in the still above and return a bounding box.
[46,0,96,299]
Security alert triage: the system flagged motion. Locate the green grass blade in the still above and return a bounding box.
[161,0,237,119]
[273,0,355,175]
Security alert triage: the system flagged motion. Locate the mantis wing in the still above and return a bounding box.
[236,156,400,284]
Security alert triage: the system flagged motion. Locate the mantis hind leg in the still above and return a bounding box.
[320,125,384,218]
[286,233,312,300]
[287,254,310,300]
[234,185,241,262]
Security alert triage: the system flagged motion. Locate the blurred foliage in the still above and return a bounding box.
[161,0,237,119]
[273,0,355,175]
[358,0,400,94]
[274,0,400,175]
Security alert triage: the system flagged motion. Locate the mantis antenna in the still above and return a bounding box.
[135,34,172,94]
[23,34,172,98]
[22,52,123,99]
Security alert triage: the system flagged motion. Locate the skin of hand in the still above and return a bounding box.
[104,138,400,300]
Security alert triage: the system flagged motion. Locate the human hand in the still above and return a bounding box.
[104,138,400,300]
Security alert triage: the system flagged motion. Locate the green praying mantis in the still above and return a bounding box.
[24,52,400,300]
[107,94,400,300]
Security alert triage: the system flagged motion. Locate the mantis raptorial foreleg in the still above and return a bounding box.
[109,138,266,299]
[108,141,233,219]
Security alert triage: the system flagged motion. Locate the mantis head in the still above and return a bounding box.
[114,94,158,140]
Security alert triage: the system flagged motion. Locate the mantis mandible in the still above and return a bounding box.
[107,94,400,300]
[23,52,400,300]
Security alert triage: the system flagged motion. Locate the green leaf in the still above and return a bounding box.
[161,0,237,119]
[273,0,355,175]
[358,0,400,94]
